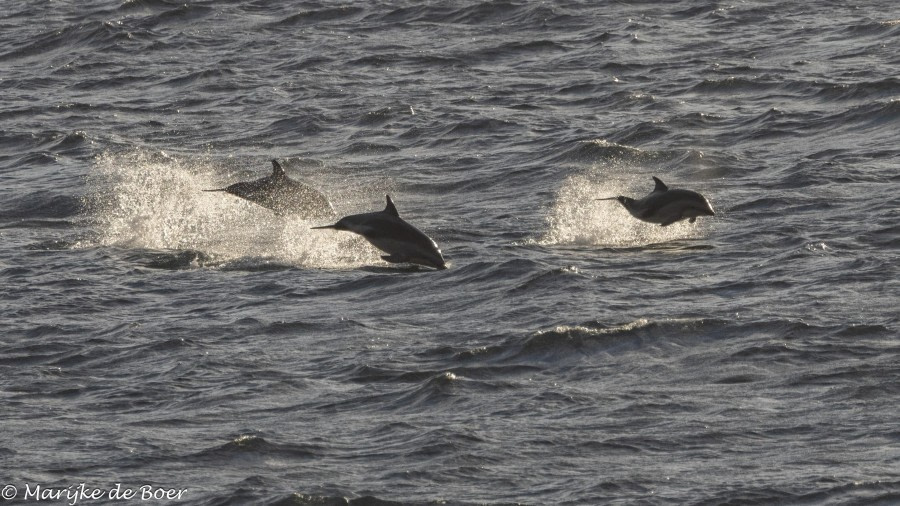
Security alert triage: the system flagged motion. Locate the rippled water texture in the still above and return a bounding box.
[1,1,898,504]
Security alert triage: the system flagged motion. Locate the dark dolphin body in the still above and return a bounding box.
[205,159,334,218]
[598,176,715,226]
[312,195,447,270]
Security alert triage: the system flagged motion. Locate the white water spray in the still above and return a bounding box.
[82,149,382,269]
[542,173,706,247]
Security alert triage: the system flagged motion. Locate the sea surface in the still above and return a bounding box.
[1,1,899,504]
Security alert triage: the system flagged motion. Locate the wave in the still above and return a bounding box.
[118,0,183,11]
[451,318,716,366]
[272,55,335,72]
[449,317,895,372]
[160,68,237,88]
[690,76,782,94]
[412,2,538,26]
[443,118,519,137]
[356,105,417,127]
[198,489,463,506]
[344,142,402,156]
[738,100,900,141]
[313,370,464,413]
[270,6,365,28]
[191,435,323,461]
[839,18,900,37]
[260,116,329,140]
[273,494,409,506]
[0,130,90,168]
[0,191,81,220]
[605,121,670,146]
[0,20,135,62]
[548,139,650,165]
[701,479,900,506]
[545,139,704,167]
[466,40,570,61]
[830,99,900,129]
[811,77,900,101]
[368,1,578,30]
[857,223,900,249]
[130,3,213,28]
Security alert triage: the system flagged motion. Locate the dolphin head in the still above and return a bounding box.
[415,243,447,270]
[616,196,636,209]
[684,192,715,217]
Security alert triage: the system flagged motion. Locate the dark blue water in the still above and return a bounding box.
[2,1,899,504]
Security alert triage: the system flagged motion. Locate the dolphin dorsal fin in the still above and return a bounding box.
[652,176,668,192]
[271,159,286,178]
[384,195,400,217]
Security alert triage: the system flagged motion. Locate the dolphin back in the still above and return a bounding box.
[206,164,335,218]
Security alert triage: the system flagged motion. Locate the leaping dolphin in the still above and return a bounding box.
[312,195,447,270]
[598,176,715,226]
[205,159,335,218]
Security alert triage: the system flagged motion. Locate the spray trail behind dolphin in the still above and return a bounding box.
[82,149,381,268]
[541,173,708,247]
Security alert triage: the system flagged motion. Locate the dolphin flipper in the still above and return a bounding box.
[381,254,408,264]
[660,216,680,227]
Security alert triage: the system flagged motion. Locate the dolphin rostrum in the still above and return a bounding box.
[312,195,447,270]
[205,159,334,218]
[597,176,715,226]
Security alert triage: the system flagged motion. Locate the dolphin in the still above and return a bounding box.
[597,176,715,226]
[205,159,334,218]
[312,195,447,270]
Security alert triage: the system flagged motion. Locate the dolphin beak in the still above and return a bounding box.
[595,197,618,201]
[311,224,339,230]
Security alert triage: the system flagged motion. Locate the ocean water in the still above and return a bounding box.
[1,1,898,504]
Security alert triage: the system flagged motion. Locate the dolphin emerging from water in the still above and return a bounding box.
[597,176,715,226]
[205,159,334,218]
[312,195,447,270]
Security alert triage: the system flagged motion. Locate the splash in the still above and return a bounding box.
[82,149,380,269]
[541,173,706,247]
